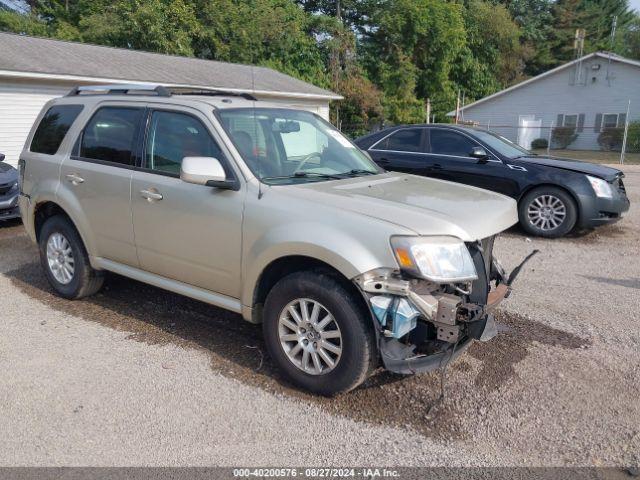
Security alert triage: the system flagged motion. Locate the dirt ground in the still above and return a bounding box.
[0,166,638,469]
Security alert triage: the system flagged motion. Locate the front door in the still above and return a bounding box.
[368,128,429,175]
[427,128,516,197]
[131,107,244,298]
[60,105,144,267]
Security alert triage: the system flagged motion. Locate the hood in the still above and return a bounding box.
[514,156,622,181]
[284,172,518,242]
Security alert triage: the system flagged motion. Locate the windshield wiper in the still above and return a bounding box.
[338,169,378,177]
[262,172,343,182]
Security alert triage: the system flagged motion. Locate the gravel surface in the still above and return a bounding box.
[0,166,638,468]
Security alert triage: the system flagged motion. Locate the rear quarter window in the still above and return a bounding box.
[30,105,84,155]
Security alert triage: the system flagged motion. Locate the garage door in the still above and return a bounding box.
[0,82,69,166]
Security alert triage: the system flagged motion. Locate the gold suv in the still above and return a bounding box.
[19,85,519,395]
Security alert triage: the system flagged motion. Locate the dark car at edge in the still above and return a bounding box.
[355,124,630,238]
[0,153,20,222]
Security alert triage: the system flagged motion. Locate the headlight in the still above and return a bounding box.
[587,175,613,198]
[390,236,477,283]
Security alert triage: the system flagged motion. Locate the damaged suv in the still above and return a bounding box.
[20,85,523,395]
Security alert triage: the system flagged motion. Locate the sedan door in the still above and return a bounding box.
[427,128,518,197]
[367,128,430,175]
[130,107,244,299]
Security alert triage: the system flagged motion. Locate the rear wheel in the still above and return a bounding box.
[263,271,376,396]
[39,215,104,299]
[519,187,577,238]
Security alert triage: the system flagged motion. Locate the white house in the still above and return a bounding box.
[0,32,340,166]
[448,52,640,150]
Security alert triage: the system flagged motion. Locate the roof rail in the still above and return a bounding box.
[66,84,171,97]
[168,87,257,101]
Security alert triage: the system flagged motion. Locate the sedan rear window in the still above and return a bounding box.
[30,105,84,155]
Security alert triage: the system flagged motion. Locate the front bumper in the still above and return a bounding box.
[355,238,512,375]
[577,179,630,228]
[0,190,20,221]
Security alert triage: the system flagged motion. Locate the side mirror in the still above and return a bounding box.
[180,157,238,190]
[469,146,489,161]
[0,153,5,162]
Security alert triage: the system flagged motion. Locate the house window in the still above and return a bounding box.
[602,114,619,129]
[562,114,578,128]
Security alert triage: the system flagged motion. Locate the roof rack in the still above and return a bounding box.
[66,84,257,101]
[169,87,257,101]
[67,84,171,97]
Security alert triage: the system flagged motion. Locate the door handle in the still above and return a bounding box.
[65,173,84,185]
[140,189,163,201]
[377,158,390,166]
[431,163,442,170]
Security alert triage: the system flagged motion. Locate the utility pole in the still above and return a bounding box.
[425,98,431,124]
[454,90,461,124]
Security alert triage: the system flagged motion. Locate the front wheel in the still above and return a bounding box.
[263,271,377,396]
[519,187,577,238]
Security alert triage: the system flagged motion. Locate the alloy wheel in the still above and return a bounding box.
[46,232,75,285]
[278,298,342,375]
[527,194,567,231]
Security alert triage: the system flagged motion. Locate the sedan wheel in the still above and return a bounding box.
[519,186,577,238]
[527,194,566,232]
[278,298,342,375]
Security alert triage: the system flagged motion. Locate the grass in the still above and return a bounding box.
[532,149,640,165]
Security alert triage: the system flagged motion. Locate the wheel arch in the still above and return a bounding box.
[247,255,371,325]
[518,183,580,217]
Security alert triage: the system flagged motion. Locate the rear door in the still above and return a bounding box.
[60,104,144,267]
[130,106,244,298]
[368,128,430,175]
[427,128,515,196]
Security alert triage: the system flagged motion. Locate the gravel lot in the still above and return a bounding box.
[0,166,638,468]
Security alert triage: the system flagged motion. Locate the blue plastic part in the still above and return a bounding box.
[369,295,420,338]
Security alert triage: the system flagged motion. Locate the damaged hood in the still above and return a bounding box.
[514,156,622,181]
[286,172,518,241]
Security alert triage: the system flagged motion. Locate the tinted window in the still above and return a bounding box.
[30,105,83,155]
[382,129,424,152]
[80,107,142,165]
[429,129,477,157]
[145,111,224,175]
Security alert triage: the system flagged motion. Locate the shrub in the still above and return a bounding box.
[531,138,548,149]
[598,127,624,151]
[551,126,577,149]
[625,121,640,153]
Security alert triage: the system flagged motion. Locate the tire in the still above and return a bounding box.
[263,271,377,396]
[38,215,104,299]
[519,186,577,238]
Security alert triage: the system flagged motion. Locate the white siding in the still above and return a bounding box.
[0,82,69,166]
[460,57,640,150]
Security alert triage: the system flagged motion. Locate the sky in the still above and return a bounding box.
[631,0,640,13]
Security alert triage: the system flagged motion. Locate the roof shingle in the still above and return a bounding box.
[0,32,339,99]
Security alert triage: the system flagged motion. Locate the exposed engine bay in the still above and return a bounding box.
[354,236,537,374]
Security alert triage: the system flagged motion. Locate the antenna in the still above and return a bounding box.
[607,16,617,82]
[573,28,586,85]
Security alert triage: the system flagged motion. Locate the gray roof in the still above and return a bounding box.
[0,32,340,100]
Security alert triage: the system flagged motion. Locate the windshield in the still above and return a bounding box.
[216,108,380,185]
[472,129,533,159]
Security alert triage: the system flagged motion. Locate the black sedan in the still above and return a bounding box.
[356,125,630,238]
[0,153,20,222]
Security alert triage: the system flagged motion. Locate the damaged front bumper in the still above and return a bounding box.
[354,237,525,375]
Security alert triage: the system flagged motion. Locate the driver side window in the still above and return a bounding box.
[429,129,477,157]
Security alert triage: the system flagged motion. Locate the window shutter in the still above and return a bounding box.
[618,113,627,127]
[556,114,564,127]
[577,114,585,132]
[594,113,602,132]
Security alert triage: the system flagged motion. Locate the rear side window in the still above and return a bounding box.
[378,129,424,152]
[30,105,84,155]
[80,107,143,165]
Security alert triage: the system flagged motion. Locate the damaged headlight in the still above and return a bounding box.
[390,236,477,283]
